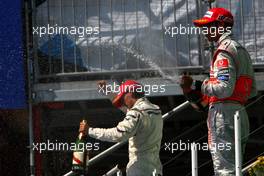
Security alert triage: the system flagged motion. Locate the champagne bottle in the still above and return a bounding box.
[72,120,89,174]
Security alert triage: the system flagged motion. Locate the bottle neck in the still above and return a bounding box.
[78,132,85,139]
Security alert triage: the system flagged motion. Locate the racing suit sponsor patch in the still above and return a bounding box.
[217,75,229,81]
[217,69,229,75]
[217,68,230,81]
[216,58,229,68]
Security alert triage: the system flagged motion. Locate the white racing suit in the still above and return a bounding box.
[88,97,163,176]
[201,33,257,175]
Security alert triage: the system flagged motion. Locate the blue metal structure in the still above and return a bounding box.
[0,0,26,109]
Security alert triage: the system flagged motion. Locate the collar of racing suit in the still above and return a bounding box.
[119,97,147,113]
[217,32,232,46]
[131,97,146,109]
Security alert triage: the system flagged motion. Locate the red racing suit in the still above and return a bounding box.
[201,33,257,175]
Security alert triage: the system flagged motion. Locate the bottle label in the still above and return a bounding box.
[72,152,84,165]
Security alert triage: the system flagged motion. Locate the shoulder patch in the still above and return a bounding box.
[216,58,229,68]
[127,108,143,118]
[218,39,238,59]
[217,75,229,81]
[218,39,231,50]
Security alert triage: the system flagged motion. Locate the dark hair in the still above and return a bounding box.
[131,92,145,99]
[213,21,233,31]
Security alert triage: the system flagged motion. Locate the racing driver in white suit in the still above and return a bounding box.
[79,80,163,176]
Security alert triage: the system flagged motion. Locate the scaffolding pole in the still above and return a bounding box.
[191,143,198,176]
[102,165,122,176]
[234,111,242,176]
[63,171,75,176]
[25,0,35,175]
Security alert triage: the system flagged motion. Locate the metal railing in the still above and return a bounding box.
[102,165,122,176]
[242,156,264,174]
[63,101,190,176]
[75,94,262,176]
[179,111,242,176]
[32,0,264,81]
[34,0,205,79]
[185,95,264,176]
[63,94,264,176]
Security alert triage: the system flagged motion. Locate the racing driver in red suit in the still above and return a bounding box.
[180,8,257,175]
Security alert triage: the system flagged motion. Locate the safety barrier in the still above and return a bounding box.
[31,0,264,81]
[33,0,205,78]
